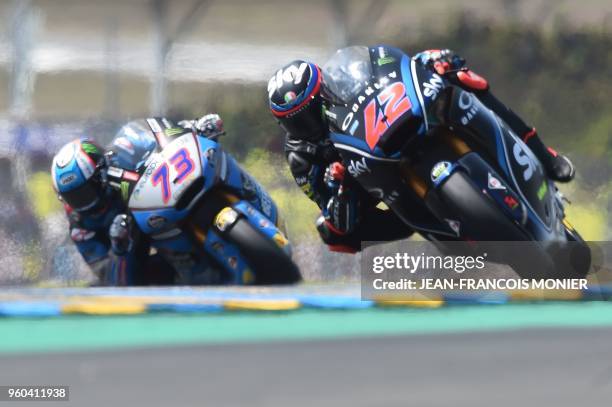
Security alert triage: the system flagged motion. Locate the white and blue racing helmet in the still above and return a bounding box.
[51,138,105,212]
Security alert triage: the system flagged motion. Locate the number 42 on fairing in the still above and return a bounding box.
[364,82,412,150]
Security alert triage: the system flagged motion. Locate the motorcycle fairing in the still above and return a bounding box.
[148,230,194,252]
[406,54,451,134]
[329,132,458,239]
[129,139,209,236]
[129,133,204,211]
[128,130,279,230]
[445,88,556,231]
[221,154,279,224]
[194,136,229,192]
[132,206,194,236]
[330,132,401,161]
[431,152,564,242]
[323,46,422,158]
[453,153,528,226]
[203,227,250,284]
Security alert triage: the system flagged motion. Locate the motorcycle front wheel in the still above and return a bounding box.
[435,170,556,279]
[223,217,302,285]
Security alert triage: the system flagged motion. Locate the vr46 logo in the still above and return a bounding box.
[364,82,411,150]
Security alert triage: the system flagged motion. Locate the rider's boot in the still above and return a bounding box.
[523,128,575,183]
[316,215,360,253]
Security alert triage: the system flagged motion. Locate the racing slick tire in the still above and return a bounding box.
[224,218,302,285]
[436,170,555,279]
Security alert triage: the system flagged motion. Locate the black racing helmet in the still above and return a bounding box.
[268,60,327,141]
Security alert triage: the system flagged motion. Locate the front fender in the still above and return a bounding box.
[431,152,564,241]
[232,200,292,256]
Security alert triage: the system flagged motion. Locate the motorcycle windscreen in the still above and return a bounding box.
[108,119,159,171]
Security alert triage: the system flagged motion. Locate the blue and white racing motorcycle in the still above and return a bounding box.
[105,118,301,285]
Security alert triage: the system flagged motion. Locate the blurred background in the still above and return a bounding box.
[0,0,611,285]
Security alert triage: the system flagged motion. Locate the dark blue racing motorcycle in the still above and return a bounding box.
[321,46,590,277]
[104,118,301,285]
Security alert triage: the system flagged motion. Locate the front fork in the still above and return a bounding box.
[401,129,471,200]
[191,198,292,284]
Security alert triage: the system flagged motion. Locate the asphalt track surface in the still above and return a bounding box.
[2,327,612,407]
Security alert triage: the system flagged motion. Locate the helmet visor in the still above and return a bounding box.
[61,181,101,212]
[278,96,326,141]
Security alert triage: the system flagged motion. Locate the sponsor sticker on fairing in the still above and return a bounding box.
[445,219,461,236]
[347,157,371,178]
[214,207,239,232]
[422,73,444,99]
[147,215,167,229]
[431,161,452,183]
[487,172,506,190]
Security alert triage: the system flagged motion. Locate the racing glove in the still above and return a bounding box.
[417,49,489,91]
[324,161,346,188]
[416,49,465,75]
[195,113,226,140]
[109,213,134,256]
[179,113,226,140]
[322,162,359,235]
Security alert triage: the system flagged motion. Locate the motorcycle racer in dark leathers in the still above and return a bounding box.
[267,48,575,253]
[51,114,226,285]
